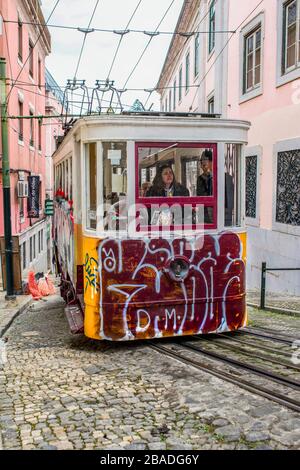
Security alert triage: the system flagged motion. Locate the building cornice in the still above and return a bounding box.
[157,0,200,93]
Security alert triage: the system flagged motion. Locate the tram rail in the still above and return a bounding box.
[212,334,293,359]
[189,336,300,372]
[238,328,296,346]
[148,341,300,414]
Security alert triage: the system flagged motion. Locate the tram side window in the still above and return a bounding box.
[86,143,97,230]
[224,144,242,227]
[137,143,216,226]
[103,141,127,231]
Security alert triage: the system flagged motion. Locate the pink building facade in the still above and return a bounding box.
[0,0,51,283]
[158,0,300,295]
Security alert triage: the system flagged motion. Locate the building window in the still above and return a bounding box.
[282,0,300,73]
[30,237,33,262]
[29,40,34,78]
[194,33,200,76]
[30,110,34,147]
[19,197,24,220]
[179,66,183,101]
[18,100,23,141]
[185,52,190,91]
[208,96,215,113]
[209,0,216,54]
[276,149,300,226]
[18,18,23,62]
[21,242,26,270]
[245,155,257,219]
[173,79,176,110]
[244,26,262,93]
[38,57,42,88]
[38,230,43,253]
[169,89,172,112]
[33,234,36,259]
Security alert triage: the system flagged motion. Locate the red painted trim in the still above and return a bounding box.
[135,141,218,231]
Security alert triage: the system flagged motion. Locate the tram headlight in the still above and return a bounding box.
[165,256,189,282]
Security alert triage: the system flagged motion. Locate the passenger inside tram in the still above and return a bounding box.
[145,164,190,197]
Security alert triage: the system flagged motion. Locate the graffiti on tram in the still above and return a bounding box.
[96,232,246,340]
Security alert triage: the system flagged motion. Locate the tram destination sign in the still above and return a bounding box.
[27,175,40,218]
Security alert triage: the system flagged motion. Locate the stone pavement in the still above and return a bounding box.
[247,289,300,316]
[0,275,60,337]
[0,292,32,337]
[0,297,300,451]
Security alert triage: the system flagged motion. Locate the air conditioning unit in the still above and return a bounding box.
[17,180,29,198]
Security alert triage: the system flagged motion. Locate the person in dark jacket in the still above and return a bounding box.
[197,150,213,197]
[196,150,213,224]
[146,164,190,197]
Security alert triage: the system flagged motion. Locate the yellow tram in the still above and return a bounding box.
[53,112,250,341]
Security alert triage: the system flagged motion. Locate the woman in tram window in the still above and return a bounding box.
[146,164,190,197]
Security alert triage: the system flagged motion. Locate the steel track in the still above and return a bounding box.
[238,328,295,346]
[181,340,300,388]
[149,342,300,413]
[189,335,300,372]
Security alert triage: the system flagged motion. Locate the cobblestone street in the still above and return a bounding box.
[0,297,300,451]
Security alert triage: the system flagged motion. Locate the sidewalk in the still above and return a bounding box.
[0,275,61,338]
[247,289,300,317]
[0,292,32,337]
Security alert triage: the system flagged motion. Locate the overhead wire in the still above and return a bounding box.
[73,0,100,80]
[122,0,177,89]
[99,0,144,111]
[2,19,235,36]
[106,0,144,80]
[5,76,201,92]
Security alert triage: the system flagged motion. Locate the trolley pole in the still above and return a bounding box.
[0,58,15,299]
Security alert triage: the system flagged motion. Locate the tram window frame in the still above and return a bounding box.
[135,142,218,231]
[85,142,98,231]
[102,141,128,232]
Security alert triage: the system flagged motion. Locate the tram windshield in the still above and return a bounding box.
[137,144,215,198]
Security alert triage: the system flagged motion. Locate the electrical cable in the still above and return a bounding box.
[73,0,100,79]
[123,0,176,89]
[2,19,235,36]
[106,0,143,80]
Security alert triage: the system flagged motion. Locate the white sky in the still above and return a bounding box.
[41,0,185,111]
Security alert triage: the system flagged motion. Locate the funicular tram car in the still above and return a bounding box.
[53,113,250,341]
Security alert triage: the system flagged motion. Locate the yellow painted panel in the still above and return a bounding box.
[82,235,101,340]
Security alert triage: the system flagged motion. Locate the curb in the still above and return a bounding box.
[0,297,33,338]
[247,302,300,318]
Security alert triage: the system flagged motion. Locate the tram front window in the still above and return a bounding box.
[103,142,127,231]
[137,144,216,227]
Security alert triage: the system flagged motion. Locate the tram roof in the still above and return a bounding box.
[53,112,251,158]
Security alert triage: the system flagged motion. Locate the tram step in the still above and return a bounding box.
[65,303,84,334]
